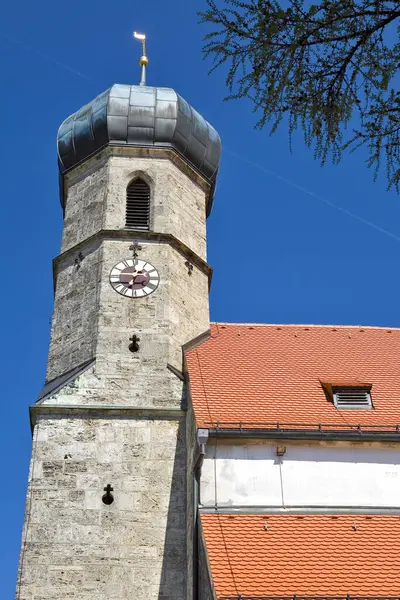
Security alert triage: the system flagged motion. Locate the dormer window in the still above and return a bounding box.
[125,178,150,229]
[332,386,373,410]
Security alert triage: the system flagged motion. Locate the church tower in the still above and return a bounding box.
[16,41,221,600]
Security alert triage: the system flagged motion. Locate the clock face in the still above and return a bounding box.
[109,258,160,298]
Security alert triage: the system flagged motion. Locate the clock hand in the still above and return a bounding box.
[127,271,140,287]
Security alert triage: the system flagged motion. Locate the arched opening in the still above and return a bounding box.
[125,178,150,229]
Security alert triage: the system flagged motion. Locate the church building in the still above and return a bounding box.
[16,37,400,600]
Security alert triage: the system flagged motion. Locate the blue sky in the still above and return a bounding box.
[1,0,400,595]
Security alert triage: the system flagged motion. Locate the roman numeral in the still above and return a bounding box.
[115,284,129,295]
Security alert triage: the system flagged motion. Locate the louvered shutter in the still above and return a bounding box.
[333,387,372,409]
[125,179,150,229]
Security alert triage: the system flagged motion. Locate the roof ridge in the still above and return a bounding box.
[211,322,400,330]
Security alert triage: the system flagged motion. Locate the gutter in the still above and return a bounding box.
[194,428,209,472]
[193,428,209,600]
[200,505,400,515]
[208,427,400,443]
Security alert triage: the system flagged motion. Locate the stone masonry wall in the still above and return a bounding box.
[45,239,209,404]
[47,153,210,385]
[185,401,196,600]
[198,524,217,600]
[46,239,102,382]
[96,239,209,386]
[104,155,207,260]
[62,160,108,253]
[62,153,208,260]
[18,151,211,600]
[16,415,187,600]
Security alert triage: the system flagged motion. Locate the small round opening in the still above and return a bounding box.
[102,493,114,505]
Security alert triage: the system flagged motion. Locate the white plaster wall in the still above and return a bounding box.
[201,443,400,507]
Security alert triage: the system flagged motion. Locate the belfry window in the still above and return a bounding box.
[333,386,373,410]
[125,178,150,229]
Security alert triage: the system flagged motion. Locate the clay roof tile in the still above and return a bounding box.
[201,513,400,597]
[186,323,400,429]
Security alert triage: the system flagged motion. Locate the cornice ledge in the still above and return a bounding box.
[53,229,213,292]
[182,329,212,354]
[30,403,184,431]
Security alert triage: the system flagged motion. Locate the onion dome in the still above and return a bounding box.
[57,84,221,206]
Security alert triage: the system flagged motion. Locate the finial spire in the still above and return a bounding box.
[133,31,148,86]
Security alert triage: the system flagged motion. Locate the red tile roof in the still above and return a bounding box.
[201,513,400,597]
[186,323,400,429]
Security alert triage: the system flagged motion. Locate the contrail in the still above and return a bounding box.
[0,32,97,84]
[2,31,398,246]
[226,148,400,243]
